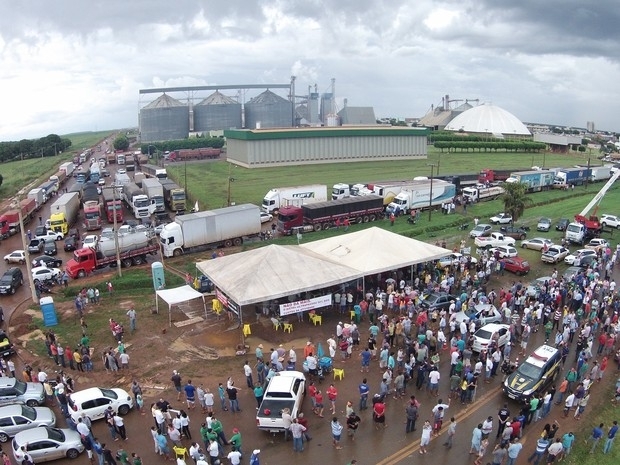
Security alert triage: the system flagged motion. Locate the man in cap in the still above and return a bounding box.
[250,449,260,465]
[171,370,182,401]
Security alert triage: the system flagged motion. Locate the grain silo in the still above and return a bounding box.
[193,91,242,134]
[244,90,293,129]
[139,94,189,142]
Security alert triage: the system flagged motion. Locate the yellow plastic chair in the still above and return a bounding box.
[312,315,322,326]
[243,324,252,337]
[271,318,282,331]
[350,310,356,321]
[283,323,293,333]
[333,368,345,381]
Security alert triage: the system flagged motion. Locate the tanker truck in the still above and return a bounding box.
[65,230,159,278]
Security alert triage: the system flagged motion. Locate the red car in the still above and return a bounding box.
[501,256,530,275]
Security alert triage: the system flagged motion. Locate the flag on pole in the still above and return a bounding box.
[194,201,199,212]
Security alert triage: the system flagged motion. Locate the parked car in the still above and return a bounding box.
[526,276,554,298]
[0,268,24,296]
[419,292,457,312]
[489,245,518,258]
[584,238,609,252]
[555,218,569,231]
[577,255,598,268]
[64,236,78,251]
[564,248,596,266]
[500,257,530,275]
[67,387,133,423]
[31,266,62,283]
[563,266,583,281]
[499,225,528,240]
[469,224,492,238]
[503,345,561,401]
[541,245,570,264]
[490,213,512,224]
[81,235,99,249]
[536,217,552,232]
[601,214,620,229]
[437,253,478,268]
[32,255,63,269]
[0,405,56,443]
[12,426,84,462]
[43,240,57,256]
[35,230,64,242]
[520,237,553,251]
[27,239,44,254]
[260,212,274,224]
[472,323,511,353]
[0,331,15,358]
[3,250,25,265]
[0,377,45,407]
[453,304,502,327]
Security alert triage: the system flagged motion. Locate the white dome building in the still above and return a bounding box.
[444,103,531,138]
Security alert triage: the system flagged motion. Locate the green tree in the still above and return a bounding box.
[113,135,130,151]
[500,182,532,223]
[0,173,3,187]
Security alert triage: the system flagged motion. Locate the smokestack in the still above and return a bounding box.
[444,94,450,111]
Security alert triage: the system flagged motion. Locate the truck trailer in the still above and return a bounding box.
[160,179,186,213]
[462,185,505,203]
[142,178,165,213]
[0,198,37,238]
[27,188,45,210]
[102,189,124,223]
[159,204,261,257]
[141,164,167,180]
[59,161,75,177]
[262,185,327,214]
[277,195,384,235]
[48,192,80,235]
[168,148,221,162]
[387,180,456,214]
[553,167,591,187]
[506,170,555,192]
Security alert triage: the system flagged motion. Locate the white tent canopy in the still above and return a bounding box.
[300,227,450,275]
[156,285,207,326]
[195,228,450,307]
[195,244,362,306]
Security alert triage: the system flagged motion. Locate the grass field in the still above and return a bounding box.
[168,148,603,211]
[0,130,114,199]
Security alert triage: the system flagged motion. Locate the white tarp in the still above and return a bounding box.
[195,244,361,306]
[156,285,207,326]
[195,228,451,308]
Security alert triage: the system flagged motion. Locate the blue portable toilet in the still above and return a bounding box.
[39,296,58,326]
[151,262,165,291]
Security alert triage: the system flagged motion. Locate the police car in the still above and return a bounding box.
[503,345,561,402]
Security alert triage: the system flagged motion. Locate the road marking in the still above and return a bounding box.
[376,387,502,465]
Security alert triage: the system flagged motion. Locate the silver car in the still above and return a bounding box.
[12,426,84,462]
[0,405,56,443]
[0,377,45,407]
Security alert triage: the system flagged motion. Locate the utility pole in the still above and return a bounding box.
[15,199,38,303]
[428,164,436,222]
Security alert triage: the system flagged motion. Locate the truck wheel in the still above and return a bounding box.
[356,217,363,224]
[132,256,143,265]
[224,240,233,247]
[173,249,182,257]
[323,223,330,230]
[313,224,322,232]
[78,270,86,278]
[122,258,132,267]
[363,216,369,223]
[369,214,376,222]
[233,238,243,246]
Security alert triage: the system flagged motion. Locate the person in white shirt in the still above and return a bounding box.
[227,447,242,465]
[37,368,47,383]
[428,368,441,396]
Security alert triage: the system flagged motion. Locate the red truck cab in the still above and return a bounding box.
[83,201,102,230]
[66,248,98,278]
[277,206,304,233]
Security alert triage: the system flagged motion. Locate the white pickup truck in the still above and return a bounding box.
[256,371,305,433]
[474,232,516,249]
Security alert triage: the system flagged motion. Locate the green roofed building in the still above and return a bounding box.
[224,126,429,168]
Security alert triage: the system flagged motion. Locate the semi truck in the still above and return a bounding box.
[27,188,45,210]
[364,182,415,206]
[82,200,103,231]
[585,165,612,182]
[553,167,591,187]
[106,152,116,164]
[331,183,369,200]
[262,185,327,214]
[142,178,165,213]
[102,189,124,223]
[49,170,67,187]
[89,164,101,184]
[81,183,99,204]
[462,185,505,203]
[277,195,384,235]
[168,148,221,162]
[123,183,150,219]
[39,180,57,199]
[141,164,167,180]
[159,204,261,257]
[0,198,37,238]
[505,170,555,192]
[386,180,456,214]
[48,192,80,235]
[59,161,75,177]
[65,231,159,278]
[478,169,512,184]
[160,179,186,213]
[116,152,126,165]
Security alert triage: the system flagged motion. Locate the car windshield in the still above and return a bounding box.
[475,329,493,340]
[516,362,543,380]
[100,388,118,400]
[20,405,36,421]
[13,380,27,395]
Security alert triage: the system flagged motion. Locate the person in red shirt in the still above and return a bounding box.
[314,390,324,418]
[373,399,386,429]
[308,382,318,414]
[510,418,521,440]
[326,384,338,415]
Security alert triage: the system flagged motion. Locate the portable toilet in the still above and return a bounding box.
[151,262,165,290]
[39,296,58,326]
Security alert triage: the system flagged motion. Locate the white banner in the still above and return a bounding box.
[279,294,332,316]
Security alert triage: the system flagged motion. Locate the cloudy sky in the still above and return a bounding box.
[1,0,620,140]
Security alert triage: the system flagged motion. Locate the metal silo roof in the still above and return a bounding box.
[248,90,289,104]
[143,94,185,109]
[198,91,238,106]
